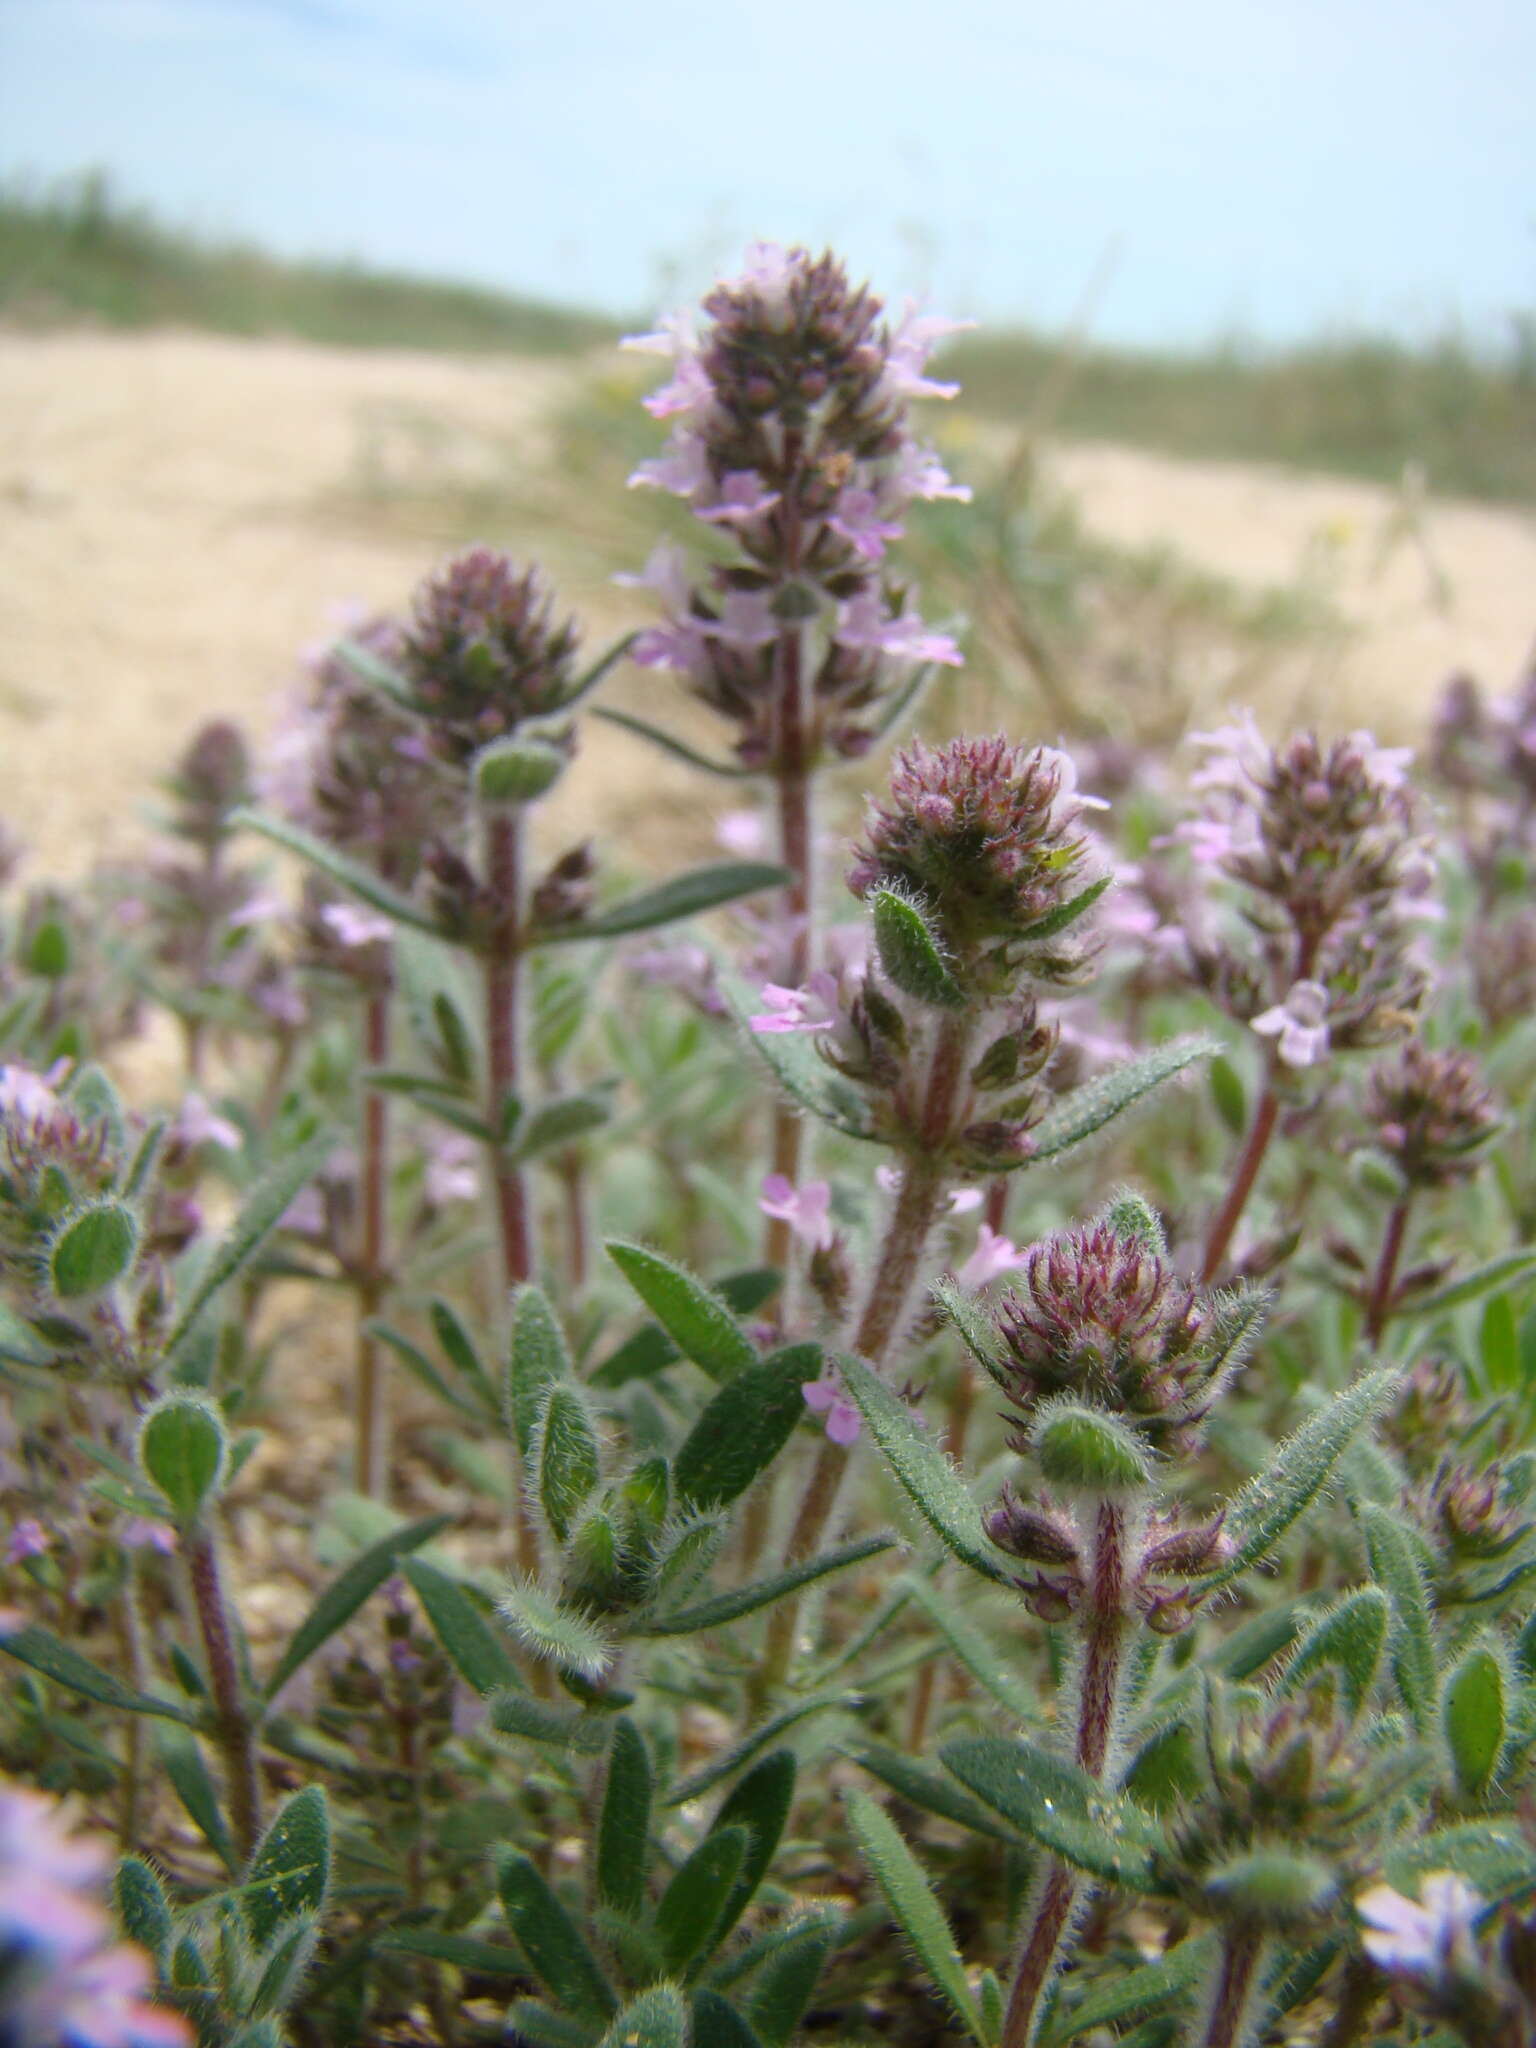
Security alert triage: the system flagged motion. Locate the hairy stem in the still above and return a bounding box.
[186,1522,261,1860]
[1001,1862,1083,2048]
[1202,1925,1268,2048]
[1317,1957,1383,2048]
[1200,1085,1280,1285]
[484,809,532,1288]
[354,982,391,1497]
[1364,1195,1412,1348]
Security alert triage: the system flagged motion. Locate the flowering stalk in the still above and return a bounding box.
[354,981,392,1495]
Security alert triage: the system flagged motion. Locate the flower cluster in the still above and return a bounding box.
[1176,715,1433,1069]
[0,1777,189,2047]
[622,242,967,765]
[402,547,580,764]
[1365,1038,1499,1190]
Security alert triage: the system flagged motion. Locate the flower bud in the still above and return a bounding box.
[1032,1402,1152,1497]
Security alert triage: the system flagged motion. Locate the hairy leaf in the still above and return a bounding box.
[535,1382,601,1543]
[507,1284,573,1457]
[499,1578,613,1681]
[606,1242,758,1381]
[0,1623,198,1724]
[156,1724,238,1871]
[235,810,442,932]
[1279,1586,1391,1717]
[1443,1642,1507,1798]
[496,1849,617,2024]
[243,1786,330,1949]
[402,1558,521,1696]
[941,1736,1162,1884]
[844,1788,987,2045]
[1359,1501,1438,1734]
[596,1985,689,2048]
[1026,1039,1216,1165]
[674,1343,822,1508]
[871,888,967,1008]
[655,1825,749,1975]
[264,1514,449,1702]
[596,1717,652,1918]
[548,862,788,942]
[640,1533,895,1636]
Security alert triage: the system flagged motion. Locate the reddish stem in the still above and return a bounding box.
[484,811,532,1287]
[186,1524,261,1859]
[354,983,391,1497]
[1202,1925,1267,2048]
[1364,1196,1412,1348]
[1199,1086,1279,1285]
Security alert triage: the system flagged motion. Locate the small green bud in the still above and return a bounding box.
[1349,1147,1409,1201]
[1032,1401,1152,1496]
[1202,1847,1336,1927]
[27,917,72,979]
[1101,1190,1167,1254]
[474,736,565,808]
[49,1200,139,1300]
[138,1393,229,1523]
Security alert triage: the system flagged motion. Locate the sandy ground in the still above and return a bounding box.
[3,329,1533,879]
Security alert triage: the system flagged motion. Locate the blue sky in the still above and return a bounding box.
[1,0,1531,348]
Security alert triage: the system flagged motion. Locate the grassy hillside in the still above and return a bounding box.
[3,172,1533,503]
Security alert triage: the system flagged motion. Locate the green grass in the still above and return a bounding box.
[4,171,1534,503]
[0,171,616,357]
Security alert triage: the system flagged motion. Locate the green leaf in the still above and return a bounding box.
[1397,1250,1536,1318]
[513,1087,616,1161]
[155,1724,238,1871]
[940,1736,1162,1884]
[1209,1056,1247,1137]
[716,968,876,1142]
[709,1751,797,1935]
[376,1928,525,1974]
[234,809,442,933]
[0,1622,198,1723]
[163,1132,336,1360]
[496,1848,617,2024]
[402,1558,521,1696]
[931,1278,1012,1392]
[853,1745,1019,1844]
[1443,1642,1507,1798]
[592,703,754,777]
[474,735,566,806]
[640,1533,896,1636]
[508,1284,573,1457]
[499,1578,613,1681]
[674,1343,821,1509]
[902,1575,1039,1725]
[691,1992,765,2048]
[596,1717,652,1917]
[844,1788,987,2045]
[428,1298,500,1414]
[1482,1294,1520,1393]
[1385,1820,1536,1903]
[1026,1039,1217,1165]
[666,1693,856,1807]
[243,1786,330,1949]
[1044,1932,1218,2042]
[871,888,966,1008]
[596,1986,688,2048]
[606,1242,758,1382]
[249,1917,320,2018]
[114,1857,174,1963]
[264,1513,449,1702]
[333,634,415,704]
[535,1382,602,1543]
[655,1825,749,1975]
[588,1269,781,1389]
[489,1690,611,1753]
[1210,1367,1399,1589]
[137,1393,228,1522]
[1359,1501,1438,1734]
[836,1354,1012,1586]
[370,1322,482,1421]
[0,1300,55,1368]
[50,1201,139,1298]
[744,1914,841,2047]
[549,862,788,943]
[1033,1401,1151,1495]
[1279,1586,1391,1717]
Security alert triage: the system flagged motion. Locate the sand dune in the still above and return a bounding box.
[3,329,1532,877]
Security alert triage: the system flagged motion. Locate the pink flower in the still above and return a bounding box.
[749,979,836,1034]
[827,487,906,562]
[710,590,778,650]
[121,1520,178,1556]
[1252,979,1331,1068]
[882,303,973,401]
[629,431,711,498]
[1357,1871,1482,1981]
[0,1064,65,1125]
[172,1092,242,1153]
[802,1377,862,1446]
[1189,710,1269,794]
[615,540,695,612]
[6,1518,50,1564]
[887,440,972,504]
[715,810,768,857]
[956,1223,1029,1291]
[699,470,780,525]
[320,902,394,949]
[759,1174,834,1251]
[424,1133,480,1207]
[228,889,288,932]
[835,590,962,667]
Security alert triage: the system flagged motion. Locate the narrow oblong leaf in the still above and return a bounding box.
[1015,873,1114,945]
[156,1724,238,1871]
[378,1928,524,1974]
[591,704,754,778]
[710,1749,797,1947]
[164,1131,336,1359]
[674,1343,822,1509]
[666,1693,856,1808]
[1385,1820,1535,1902]
[655,1825,749,1975]
[402,1558,521,1696]
[596,1717,653,1917]
[871,888,966,1008]
[836,1354,1012,1586]
[716,968,876,1142]
[1397,1250,1536,1318]
[0,1623,198,1724]
[844,1788,986,2045]
[235,809,442,933]
[428,1298,500,1413]
[853,1745,1018,1844]
[264,1513,449,1701]
[1026,1038,1216,1165]
[691,1991,765,2048]
[490,1690,611,1753]
[902,1575,1039,1725]
[640,1533,895,1636]
[114,1857,173,1963]
[499,1578,613,1681]
[1210,1367,1399,1589]
[1443,1642,1507,1798]
[513,1087,616,1161]
[549,861,788,943]
[496,1848,617,2024]
[243,1786,331,1949]
[588,1268,780,1389]
[941,1736,1162,1884]
[744,1914,841,2047]
[1046,1931,1218,2042]
[606,1242,758,1382]
[1279,1586,1391,1717]
[596,1985,688,2048]
[535,1382,601,1542]
[508,1284,573,1457]
[931,1278,1013,1392]
[1359,1501,1438,1734]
